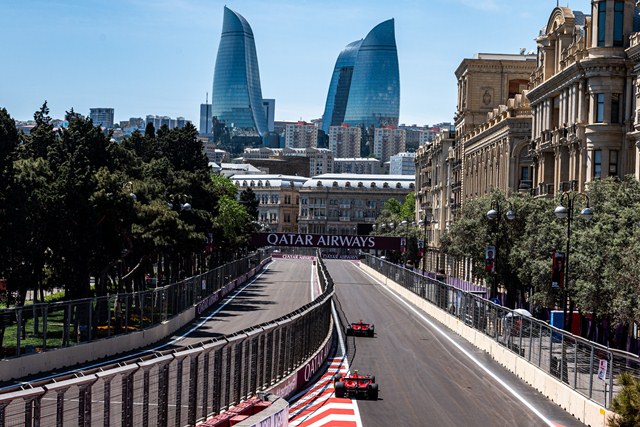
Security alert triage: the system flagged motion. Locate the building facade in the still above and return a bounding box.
[212,7,268,136]
[527,3,639,195]
[89,108,114,129]
[373,127,406,163]
[285,121,318,149]
[329,124,362,158]
[297,174,414,236]
[389,152,416,175]
[462,93,533,201]
[322,19,400,132]
[199,103,212,136]
[232,174,307,233]
[333,158,382,174]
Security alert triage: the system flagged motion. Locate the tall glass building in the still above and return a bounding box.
[212,7,268,136]
[322,19,399,133]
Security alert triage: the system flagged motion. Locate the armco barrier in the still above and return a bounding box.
[0,254,334,427]
[0,256,271,382]
[359,260,614,427]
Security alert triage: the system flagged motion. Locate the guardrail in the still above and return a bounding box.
[0,250,271,359]
[0,253,334,427]
[362,254,640,408]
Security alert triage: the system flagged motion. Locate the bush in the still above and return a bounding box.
[608,373,640,427]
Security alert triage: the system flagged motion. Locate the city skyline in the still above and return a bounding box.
[1,0,589,126]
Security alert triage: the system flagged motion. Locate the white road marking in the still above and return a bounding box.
[355,263,558,427]
[287,302,363,427]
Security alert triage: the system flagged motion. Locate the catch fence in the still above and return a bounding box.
[0,254,334,426]
[362,254,640,408]
[0,250,270,359]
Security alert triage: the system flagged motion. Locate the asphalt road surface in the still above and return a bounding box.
[326,259,586,427]
[160,257,315,350]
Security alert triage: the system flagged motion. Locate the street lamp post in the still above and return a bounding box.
[554,191,593,331]
[418,213,435,276]
[486,200,515,300]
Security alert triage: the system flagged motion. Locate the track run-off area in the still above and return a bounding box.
[287,259,585,427]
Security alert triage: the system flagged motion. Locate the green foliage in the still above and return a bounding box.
[239,187,259,220]
[0,104,255,303]
[608,372,640,427]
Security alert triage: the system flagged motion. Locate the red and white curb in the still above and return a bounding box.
[288,357,362,427]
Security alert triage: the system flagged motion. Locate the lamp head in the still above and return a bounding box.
[506,209,515,221]
[487,209,498,220]
[580,206,593,221]
[554,205,568,219]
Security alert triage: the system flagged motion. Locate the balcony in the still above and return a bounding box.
[339,204,351,209]
[451,159,462,170]
[530,182,554,198]
[339,216,351,221]
[451,180,462,190]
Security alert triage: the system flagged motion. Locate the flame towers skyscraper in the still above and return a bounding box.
[212,7,268,136]
[322,19,400,133]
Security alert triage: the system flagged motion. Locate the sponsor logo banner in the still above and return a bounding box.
[252,233,401,250]
[250,406,289,427]
[296,335,331,385]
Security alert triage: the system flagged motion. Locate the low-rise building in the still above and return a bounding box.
[333,158,382,174]
[297,173,415,236]
[231,174,308,233]
[389,152,416,175]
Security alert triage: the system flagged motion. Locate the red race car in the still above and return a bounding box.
[333,370,378,400]
[345,320,375,337]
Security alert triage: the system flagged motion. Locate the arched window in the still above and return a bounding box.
[317,181,323,187]
[345,182,351,187]
[409,183,415,190]
[370,182,377,188]
[358,182,364,188]
[333,181,339,187]
[396,183,402,188]
[383,182,389,188]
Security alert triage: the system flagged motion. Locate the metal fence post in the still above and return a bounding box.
[588,345,594,399]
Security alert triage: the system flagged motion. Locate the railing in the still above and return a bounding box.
[0,253,334,427]
[0,250,271,359]
[361,254,640,408]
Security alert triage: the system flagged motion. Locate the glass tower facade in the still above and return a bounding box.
[322,19,399,133]
[212,7,268,136]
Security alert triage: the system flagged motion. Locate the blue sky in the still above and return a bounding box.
[1,0,591,127]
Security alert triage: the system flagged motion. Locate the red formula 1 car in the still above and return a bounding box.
[333,371,378,400]
[345,320,375,337]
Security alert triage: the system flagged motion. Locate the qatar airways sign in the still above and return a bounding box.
[251,233,401,250]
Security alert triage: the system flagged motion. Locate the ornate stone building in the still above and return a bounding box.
[415,130,454,272]
[527,3,638,194]
[462,93,533,201]
[298,174,414,236]
[231,174,308,233]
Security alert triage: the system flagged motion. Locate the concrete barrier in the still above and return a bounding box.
[359,263,615,427]
[232,393,290,427]
[0,258,271,381]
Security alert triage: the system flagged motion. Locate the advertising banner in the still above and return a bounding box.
[251,233,402,250]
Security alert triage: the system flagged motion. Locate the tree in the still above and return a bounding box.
[239,187,259,220]
[608,372,640,427]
